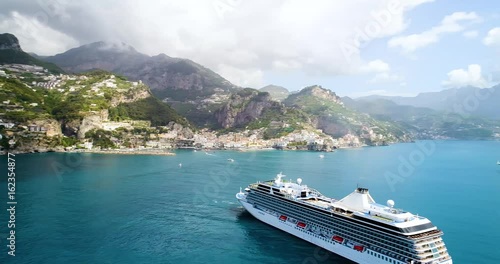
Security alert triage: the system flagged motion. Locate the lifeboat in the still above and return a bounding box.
[279,215,287,221]
[332,235,344,243]
[353,245,364,252]
[297,222,306,228]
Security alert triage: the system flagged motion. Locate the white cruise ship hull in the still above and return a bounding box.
[238,199,452,264]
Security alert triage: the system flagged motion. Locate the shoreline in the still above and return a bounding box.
[0,140,425,155]
[67,149,176,156]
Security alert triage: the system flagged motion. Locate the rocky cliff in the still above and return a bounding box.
[215,89,276,128]
[0,33,22,51]
[259,85,289,101]
[284,85,413,143]
[0,32,64,73]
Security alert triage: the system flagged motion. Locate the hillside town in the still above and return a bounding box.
[0,63,377,155]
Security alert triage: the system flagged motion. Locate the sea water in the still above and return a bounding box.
[1,140,499,263]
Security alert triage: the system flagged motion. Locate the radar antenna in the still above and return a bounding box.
[275,172,286,185]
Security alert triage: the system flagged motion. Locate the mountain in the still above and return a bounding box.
[43,41,239,101]
[284,85,413,144]
[0,33,64,73]
[342,97,436,121]
[0,33,21,51]
[343,97,500,139]
[0,68,192,152]
[214,88,312,138]
[259,85,289,101]
[0,70,187,128]
[42,41,240,126]
[357,85,500,120]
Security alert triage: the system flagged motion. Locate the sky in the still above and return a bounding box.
[0,0,499,97]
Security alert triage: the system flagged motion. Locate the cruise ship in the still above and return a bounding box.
[236,173,452,264]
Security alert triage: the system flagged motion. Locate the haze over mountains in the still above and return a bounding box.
[43,41,239,102]
[356,86,500,120]
[2,32,500,141]
[259,85,289,101]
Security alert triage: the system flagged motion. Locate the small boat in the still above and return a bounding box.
[297,222,306,228]
[319,154,324,159]
[332,235,344,243]
[228,158,235,162]
[279,215,287,221]
[353,245,365,252]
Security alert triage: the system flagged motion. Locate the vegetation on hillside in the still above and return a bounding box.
[344,98,500,139]
[284,86,411,142]
[0,49,64,74]
[109,97,189,127]
[0,70,188,128]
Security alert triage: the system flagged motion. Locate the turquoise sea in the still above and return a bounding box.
[1,140,499,263]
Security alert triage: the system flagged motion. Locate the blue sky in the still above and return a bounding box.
[0,0,499,97]
[264,0,500,97]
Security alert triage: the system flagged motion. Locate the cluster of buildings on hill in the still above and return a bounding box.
[0,63,374,154]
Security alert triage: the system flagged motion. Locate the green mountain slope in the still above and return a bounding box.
[284,85,413,143]
[343,97,500,139]
[43,41,239,101]
[259,85,289,101]
[0,70,187,127]
[357,85,500,120]
[214,88,312,138]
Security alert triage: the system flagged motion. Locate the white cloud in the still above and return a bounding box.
[441,64,489,88]
[359,59,390,73]
[216,64,264,88]
[359,59,404,84]
[463,30,478,39]
[0,0,434,87]
[483,27,500,46]
[0,11,79,55]
[388,12,481,54]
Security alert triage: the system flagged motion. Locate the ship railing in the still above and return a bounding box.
[294,197,332,211]
[419,250,449,261]
[408,229,442,239]
[339,230,417,261]
[249,183,259,189]
[368,245,416,263]
[417,246,449,259]
[414,238,443,248]
[307,187,325,197]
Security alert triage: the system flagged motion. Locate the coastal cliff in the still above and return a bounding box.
[215,89,276,128]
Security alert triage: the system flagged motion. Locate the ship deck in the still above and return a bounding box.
[301,198,334,208]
